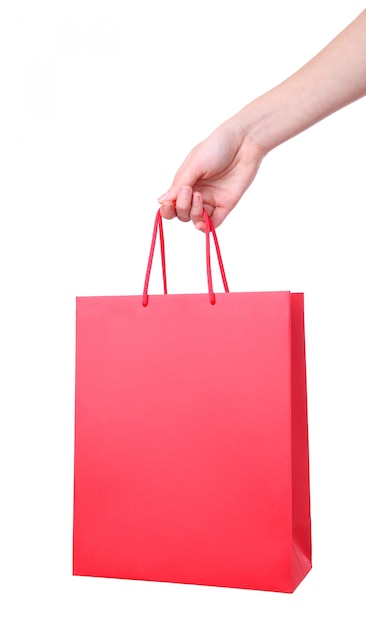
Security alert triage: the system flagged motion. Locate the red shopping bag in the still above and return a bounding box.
[73,210,311,592]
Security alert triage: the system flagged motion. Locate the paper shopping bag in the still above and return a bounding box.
[73,210,311,593]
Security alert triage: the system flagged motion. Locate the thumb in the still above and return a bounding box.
[157,151,204,204]
[157,180,194,205]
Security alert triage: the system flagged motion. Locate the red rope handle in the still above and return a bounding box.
[204,211,215,305]
[206,213,229,294]
[142,211,167,307]
[142,209,229,306]
[159,212,168,295]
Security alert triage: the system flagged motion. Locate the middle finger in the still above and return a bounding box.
[175,186,193,222]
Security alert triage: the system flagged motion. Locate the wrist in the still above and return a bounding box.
[233,94,292,156]
[222,105,270,161]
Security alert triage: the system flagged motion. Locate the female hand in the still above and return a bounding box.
[158,118,265,231]
[158,9,366,231]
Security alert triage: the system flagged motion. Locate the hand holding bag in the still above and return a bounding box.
[73,210,312,592]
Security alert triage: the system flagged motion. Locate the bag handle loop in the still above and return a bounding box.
[142,209,229,306]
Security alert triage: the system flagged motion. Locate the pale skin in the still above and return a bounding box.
[158,9,366,231]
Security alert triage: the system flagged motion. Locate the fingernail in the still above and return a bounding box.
[181,186,190,198]
[192,192,201,204]
[158,192,169,202]
[162,201,173,214]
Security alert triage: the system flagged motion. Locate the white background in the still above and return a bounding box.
[1,1,365,624]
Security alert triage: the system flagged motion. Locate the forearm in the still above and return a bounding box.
[235,9,366,154]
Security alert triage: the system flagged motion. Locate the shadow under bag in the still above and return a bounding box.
[73,210,312,593]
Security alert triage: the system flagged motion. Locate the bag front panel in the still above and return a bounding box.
[74,291,295,591]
